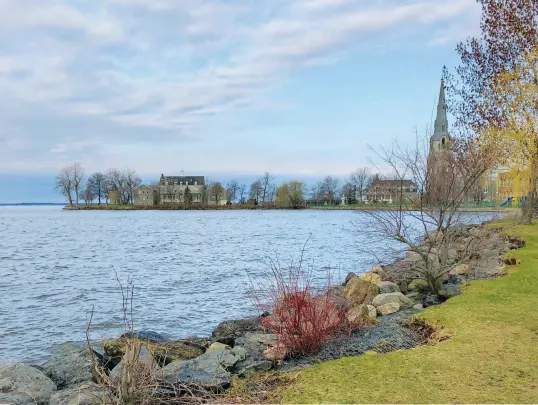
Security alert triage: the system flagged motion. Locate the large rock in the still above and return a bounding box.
[376,302,401,315]
[366,305,377,319]
[207,342,231,352]
[162,346,247,392]
[408,279,430,293]
[422,294,443,308]
[150,341,204,365]
[344,277,380,306]
[42,342,95,389]
[372,292,414,309]
[263,344,287,362]
[359,272,381,284]
[368,266,385,276]
[49,383,110,405]
[0,363,57,405]
[235,332,277,358]
[346,304,375,326]
[121,330,167,343]
[231,333,276,376]
[211,317,261,346]
[438,284,461,299]
[103,338,202,366]
[378,281,400,294]
[109,345,157,383]
[343,272,358,285]
[450,264,470,276]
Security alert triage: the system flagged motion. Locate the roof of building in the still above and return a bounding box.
[160,175,205,185]
[136,184,159,191]
[432,79,450,141]
[370,179,417,188]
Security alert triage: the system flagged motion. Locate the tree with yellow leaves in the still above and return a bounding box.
[487,49,538,222]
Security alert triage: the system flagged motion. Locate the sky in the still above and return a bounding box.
[0,0,482,202]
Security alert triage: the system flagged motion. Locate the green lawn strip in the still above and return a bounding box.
[280,222,538,404]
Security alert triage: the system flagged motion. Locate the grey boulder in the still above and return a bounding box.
[49,383,110,405]
[161,346,248,392]
[0,363,57,405]
[42,342,95,389]
[211,317,261,346]
[378,281,400,294]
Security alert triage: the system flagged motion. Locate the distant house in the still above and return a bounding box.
[133,174,228,206]
[134,185,159,206]
[159,174,206,205]
[108,189,121,205]
[367,179,418,204]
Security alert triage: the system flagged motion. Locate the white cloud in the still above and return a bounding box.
[0,0,479,173]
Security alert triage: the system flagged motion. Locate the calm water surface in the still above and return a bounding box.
[0,207,379,363]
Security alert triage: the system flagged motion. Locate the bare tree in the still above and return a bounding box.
[321,176,340,204]
[71,163,85,207]
[209,181,226,205]
[88,172,106,205]
[266,184,277,204]
[124,170,142,205]
[83,184,95,205]
[259,172,275,206]
[361,132,497,296]
[238,184,247,204]
[349,168,371,204]
[342,182,358,204]
[309,182,323,205]
[226,180,239,203]
[250,180,262,204]
[55,166,74,207]
[105,169,125,204]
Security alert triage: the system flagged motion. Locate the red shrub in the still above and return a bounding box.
[251,258,352,358]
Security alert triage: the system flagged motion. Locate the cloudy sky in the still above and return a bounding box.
[0,0,481,202]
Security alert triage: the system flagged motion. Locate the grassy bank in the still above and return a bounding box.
[277,220,538,403]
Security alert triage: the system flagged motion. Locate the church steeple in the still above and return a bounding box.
[432,79,449,141]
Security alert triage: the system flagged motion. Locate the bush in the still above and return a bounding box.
[251,250,353,358]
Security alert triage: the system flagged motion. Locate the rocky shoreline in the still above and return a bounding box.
[0,223,524,405]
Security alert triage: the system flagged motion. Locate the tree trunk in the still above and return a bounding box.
[67,192,73,207]
[522,151,538,224]
[75,189,79,207]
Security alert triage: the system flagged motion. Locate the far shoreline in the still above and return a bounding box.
[61,204,518,213]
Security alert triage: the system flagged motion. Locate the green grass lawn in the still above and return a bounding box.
[279,221,538,403]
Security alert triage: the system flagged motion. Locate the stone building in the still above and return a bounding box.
[159,174,206,205]
[108,189,121,205]
[133,174,228,206]
[134,185,159,206]
[367,179,418,203]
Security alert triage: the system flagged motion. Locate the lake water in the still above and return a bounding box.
[0,206,496,363]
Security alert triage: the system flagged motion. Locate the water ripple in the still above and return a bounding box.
[0,206,494,364]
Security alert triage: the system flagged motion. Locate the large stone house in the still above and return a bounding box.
[159,174,206,205]
[367,179,418,203]
[134,185,159,206]
[134,174,228,206]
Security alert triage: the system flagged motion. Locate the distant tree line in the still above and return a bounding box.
[55,163,141,207]
[55,164,382,208]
